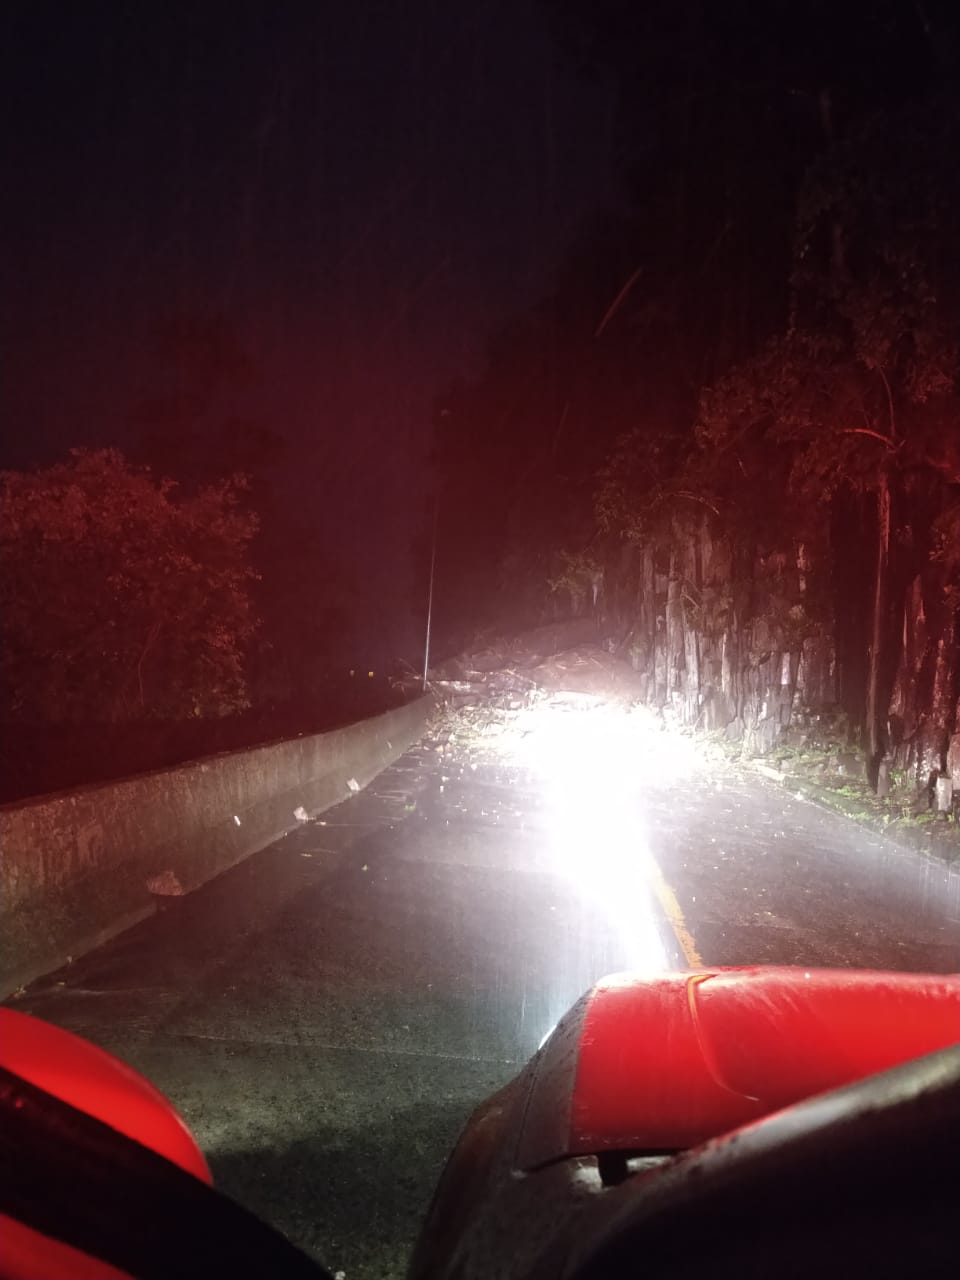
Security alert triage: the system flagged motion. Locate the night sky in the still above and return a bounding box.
[1,1,614,658]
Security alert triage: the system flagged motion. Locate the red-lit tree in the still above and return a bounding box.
[0,449,259,722]
[696,102,960,773]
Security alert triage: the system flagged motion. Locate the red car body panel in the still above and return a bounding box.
[0,1009,210,1184]
[566,968,960,1157]
[0,1008,211,1280]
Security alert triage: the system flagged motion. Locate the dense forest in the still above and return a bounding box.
[431,0,960,790]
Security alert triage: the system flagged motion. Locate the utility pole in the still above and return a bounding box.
[422,493,439,692]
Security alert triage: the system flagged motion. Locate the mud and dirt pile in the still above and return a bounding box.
[432,641,646,708]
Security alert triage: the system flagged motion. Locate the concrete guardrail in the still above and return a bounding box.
[0,695,434,999]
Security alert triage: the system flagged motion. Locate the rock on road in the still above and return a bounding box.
[11,699,960,1277]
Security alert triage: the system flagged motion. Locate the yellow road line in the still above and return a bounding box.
[645,852,703,968]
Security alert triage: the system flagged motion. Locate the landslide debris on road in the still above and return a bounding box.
[423,641,709,775]
[432,642,647,708]
[425,639,960,864]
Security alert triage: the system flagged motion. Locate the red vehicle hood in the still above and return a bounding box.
[517,967,960,1169]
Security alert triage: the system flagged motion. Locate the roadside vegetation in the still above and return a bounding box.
[430,2,960,809]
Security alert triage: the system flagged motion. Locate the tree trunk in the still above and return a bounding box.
[865,472,891,770]
[666,547,685,705]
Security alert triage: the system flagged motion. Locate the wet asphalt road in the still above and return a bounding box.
[12,712,960,1277]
